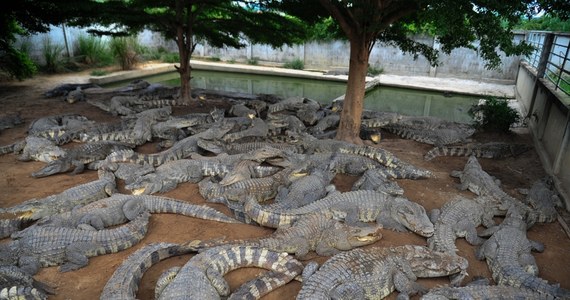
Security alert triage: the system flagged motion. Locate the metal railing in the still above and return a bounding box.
[525,31,570,96]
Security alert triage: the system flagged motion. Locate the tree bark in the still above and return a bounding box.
[335,35,370,144]
[177,39,192,104]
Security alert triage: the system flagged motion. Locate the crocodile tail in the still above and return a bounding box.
[207,246,303,297]
[0,286,47,300]
[101,243,194,300]
[95,211,150,255]
[229,269,302,300]
[140,195,240,224]
[243,196,298,228]
[0,143,16,155]
[424,147,444,161]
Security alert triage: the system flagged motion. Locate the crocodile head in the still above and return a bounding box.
[392,197,434,237]
[126,174,160,195]
[341,223,383,249]
[31,159,72,178]
[397,245,469,280]
[197,139,225,154]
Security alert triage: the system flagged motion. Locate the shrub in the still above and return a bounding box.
[161,52,180,63]
[75,35,113,66]
[367,64,384,76]
[247,58,259,65]
[208,56,221,62]
[41,36,65,73]
[109,36,140,70]
[90,69,110,76]
[468,97,520,132]
[283,58,304,70]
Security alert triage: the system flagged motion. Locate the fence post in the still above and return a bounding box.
[526,32,555,118]
[429,36,440,77]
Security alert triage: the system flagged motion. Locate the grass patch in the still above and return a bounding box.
[367,64,384,76]
[207,56,221,62]
[74,34,113,67]
[109,37,141,70]
[41,36,65,73]
[161,52,180,63]
[283,58,304,70]
[90,69,110,76]
[247,58,259,65]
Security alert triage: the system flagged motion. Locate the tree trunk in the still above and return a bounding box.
[335,35,370,144]
[177,43,192,104]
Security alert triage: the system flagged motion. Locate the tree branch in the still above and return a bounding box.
[318,0,358,37]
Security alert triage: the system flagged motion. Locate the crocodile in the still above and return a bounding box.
[0,219,34,239]
[267,165,335,211]
[199,167,296,204]
[80,107,172,145]
[427,196,496,255]
[100,242,197,300]
[44,83,99,98]
[0,112,23,132]
[31,193,239,230]
[0,265,54,297]
[222,117,269,143]
[384,125,476,147]
[65,87,86,103]
[112,162,155,185]
[125,159,230,195]
[27,114,91,136]
[127,147,286,195]
[244,190,435,237]
[156,245,304,300]
[296,107,325,126]
[0,285,47,300]
[197,139,302,155]
[1,169,115,225]
[0,211,150,273]
[450,155,538,226]
[102,122,233,167]
[267,96,308,114]
[424,142,533,161]
[195,213,382,259]
[297,245,469,299]
[229,102,257,118]
[351,167,405,195]
[421,284,556,300]
[31,141,134,177]
[309,114,339,134]
[517,176,562,223]
[475,208,570,299]
[15,136,67,163]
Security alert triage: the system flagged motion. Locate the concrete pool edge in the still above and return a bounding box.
[89,60,515,98]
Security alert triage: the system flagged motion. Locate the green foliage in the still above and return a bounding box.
[247,58,259,65]
[109,37,140,70]
[468,97,520,132]
[75,34,113,66]
[283,58,304,70]
[207,56,221,62]
[306,17,343,41]
[161,52,180,63]
[90,69,110,76]
[41,36,65,73]
[367,64,384,76]
[515,15,570,32]
[227,59,236,64]
[0,19,37,80]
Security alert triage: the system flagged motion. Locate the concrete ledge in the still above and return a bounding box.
[89,60,515,98]
[90,63,177,85]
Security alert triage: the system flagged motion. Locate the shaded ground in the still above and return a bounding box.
[0,71,569,300]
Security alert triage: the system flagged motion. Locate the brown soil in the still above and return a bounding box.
[1,70,569,300]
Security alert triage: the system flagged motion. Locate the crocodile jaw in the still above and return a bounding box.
[131,188,146,195]
[348,225,383,247]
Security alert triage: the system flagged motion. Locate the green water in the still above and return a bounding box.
[117,70,480,123]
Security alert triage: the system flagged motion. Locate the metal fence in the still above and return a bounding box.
[524,31,570,96]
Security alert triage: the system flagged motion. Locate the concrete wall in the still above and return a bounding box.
[18,26,523,82]
[515,61,570,208]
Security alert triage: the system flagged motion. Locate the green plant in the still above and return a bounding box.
[109,36,140,70]
[283,58,304,70]
[41,36,65,73]
[75,35,113,66]
[468,97,520,132]
[208,56,221,62]
[227,59,236,64]
[90,69,110,76]
[247,58,259,65]
[161,52,180,63]
[367,64,384,76]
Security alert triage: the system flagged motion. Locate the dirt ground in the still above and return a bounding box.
[0,70,569,300]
